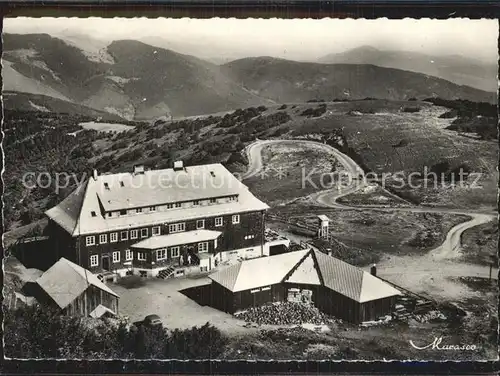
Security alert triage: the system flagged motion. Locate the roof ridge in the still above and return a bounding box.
[281,248,315,283]
[61,257,91,287]
[70,178,90,236]
[230,262,243,291]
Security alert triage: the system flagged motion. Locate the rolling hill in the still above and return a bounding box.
[222,56,496,104]
[2,34,272,120]
[318,46,497,93]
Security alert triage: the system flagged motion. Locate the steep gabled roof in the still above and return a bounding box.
[209,249,402,303]
[45,163,269,236]
[209,249,310,292]
[45,179,90,235]
[285,252,322,285]
[36,258,119,309]
[89,304,116,318]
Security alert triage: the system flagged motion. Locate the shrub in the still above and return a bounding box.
[117,275,146,289]
[300,105,327,118]
[402,106,421,113]
[166,322,228,359]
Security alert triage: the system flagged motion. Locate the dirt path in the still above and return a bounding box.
[243,139,497,301]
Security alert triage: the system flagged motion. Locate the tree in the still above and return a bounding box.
[166,322,228,359]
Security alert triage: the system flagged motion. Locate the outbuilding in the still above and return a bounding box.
[32,257,120,317]
[208,249,401,323]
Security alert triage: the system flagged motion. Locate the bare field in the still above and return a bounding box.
[245,142,341,205]
[460,218,498,266]
[287,101,497,209]
[80,121,135,133]
[270,204,470,256]
[336,184,412,207]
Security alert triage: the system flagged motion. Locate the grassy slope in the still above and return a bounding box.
[3,92,125,121]
[460,219,498,266]
[287,101,497,209]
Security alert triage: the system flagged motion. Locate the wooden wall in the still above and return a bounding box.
[359,296,396,322]
[63,285,119,317]
[75,209,264,273]
[314,286,362,323]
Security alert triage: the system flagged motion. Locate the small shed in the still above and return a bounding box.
[317,215,330,239]
[34,257,120,317]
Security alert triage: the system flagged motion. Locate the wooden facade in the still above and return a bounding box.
[211,282,286,314]
[211,281,396,323]
[47,209,265,274]
[33,283,119,317]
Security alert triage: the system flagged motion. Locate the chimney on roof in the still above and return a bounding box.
[173,160,184,171]
[133,165,145,175]
[370,264,377,277]
[92,169,98,180]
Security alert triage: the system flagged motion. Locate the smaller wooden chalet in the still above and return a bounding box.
[208,249,402,323]
[33,257,119,317]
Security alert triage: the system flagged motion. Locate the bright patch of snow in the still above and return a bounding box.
[28,101,49,112]
[6,49,62,82]
[57,35,115,64]
[79,121,135,133]
[2,60,70,101]
[105,76,139,86]
[103,105,136,121]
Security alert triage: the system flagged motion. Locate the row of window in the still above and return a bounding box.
[86,226,161,246]
[250,286,271,293]
[89,242,210,267]
[90,249,133,267]
[104,195,238,218]
[85,215,241,246]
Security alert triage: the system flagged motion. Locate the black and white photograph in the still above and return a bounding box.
[2,17,498,361]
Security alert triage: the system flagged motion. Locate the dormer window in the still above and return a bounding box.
[104,182,110,190]
[120,181,125,187]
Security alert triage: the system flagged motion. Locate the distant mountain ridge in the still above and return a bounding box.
[318,46,497,92]
[2,33,272,120]
[221,56,496,104]
[2,34,496,120]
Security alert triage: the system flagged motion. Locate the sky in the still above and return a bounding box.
[3,17,498,63]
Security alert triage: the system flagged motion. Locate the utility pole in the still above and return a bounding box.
[489,255,497,283]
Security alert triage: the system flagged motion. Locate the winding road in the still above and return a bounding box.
[243,139,497,300]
